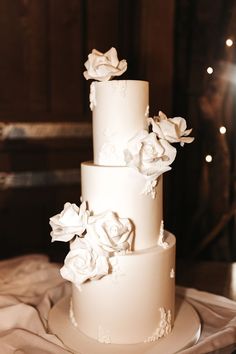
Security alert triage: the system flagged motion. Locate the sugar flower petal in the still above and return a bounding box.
[49,201,89,242]
[148,111,194,145]
[60,237,109,288]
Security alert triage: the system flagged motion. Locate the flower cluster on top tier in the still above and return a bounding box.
[83,47,127,81]
[124,111,194,198]
[49,202,133,289]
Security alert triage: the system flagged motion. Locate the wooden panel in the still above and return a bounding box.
[0,169,81,189]
[25,0,50,113]
[50,0,85,117]
[0,186,76,259]
[139,0,175,115]
[0,0,49,115]
[0,139,92,172]
[86,0,120,51]
[0,122,91,140]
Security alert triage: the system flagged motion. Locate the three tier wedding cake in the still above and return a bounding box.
[49,47,194,345]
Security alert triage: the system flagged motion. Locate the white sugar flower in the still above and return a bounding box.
[124,130,176,198]
[87,211,134,254]
[49,201,89,242]
[148,111,194,146]
[60,237,109,288]
[83,47,127,81]
[124,130,176,178]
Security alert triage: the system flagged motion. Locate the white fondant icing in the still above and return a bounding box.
[158,220,169,249]
[69,298,78,328]
[81,162,163,250]
[89,82,96,110]
[98,325,111,344]
[92,80,149,166]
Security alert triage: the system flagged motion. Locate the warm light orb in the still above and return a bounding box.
[205,154,213,163]
[207,67,213,74]
[226,38,233,47]
[219,126,227,134]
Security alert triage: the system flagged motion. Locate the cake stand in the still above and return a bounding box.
[48,295,201,354]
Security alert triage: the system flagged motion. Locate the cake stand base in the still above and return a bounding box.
[48,295,201,354]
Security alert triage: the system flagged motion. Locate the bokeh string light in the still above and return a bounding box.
[207,66,213,74]
[226,38,233,47]
[205,154,213,163]
[204,37,234,164]
[219,126,227,134]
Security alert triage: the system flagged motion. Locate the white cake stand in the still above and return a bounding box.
[48,295,201,354]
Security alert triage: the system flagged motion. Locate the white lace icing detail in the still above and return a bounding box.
[170,268,175,278]
[145,105,149,117]
[98,125,127,165]
[110,255,125,282]
[69,298,78,328]
[103,127,114,138]
[144,308,172,342]
[142,178,158,199]
[89,82,96,110]
[157,220,169,248]
[110,80,127,98]
[98,142,126,166]
[98,325,111,344]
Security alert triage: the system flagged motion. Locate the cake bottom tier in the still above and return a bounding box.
[71,231,176,345]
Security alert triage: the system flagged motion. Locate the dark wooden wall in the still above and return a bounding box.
[0,0,175,259]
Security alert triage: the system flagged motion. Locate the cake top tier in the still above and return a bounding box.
[90,79,149,167]
[83,47,194,198]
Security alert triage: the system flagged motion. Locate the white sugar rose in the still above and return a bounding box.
[60,237,109,289]
[124,130,177,178]
[124,131,176,198]
[87,211,133,254]
[49,201,89,242]
[148,111,194,146]
[83,47,127,81]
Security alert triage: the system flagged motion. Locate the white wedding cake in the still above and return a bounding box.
[49,48,194,345]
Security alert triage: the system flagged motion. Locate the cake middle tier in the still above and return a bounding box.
[81,162,163,250]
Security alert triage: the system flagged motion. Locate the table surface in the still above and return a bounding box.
[176,259,236,301]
